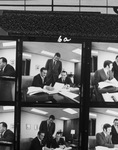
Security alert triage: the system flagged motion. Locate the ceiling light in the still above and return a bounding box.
[60,117,70,120]
[89,112,97,118]
[31,108,48,115]
[3,106,14,110]
[106,110,118,116]
[72,48,81,55]
[41,50,54,56]
[107,47,118,52]
[3,41,16,47]
[70,59,79,63]
[63,108,78,114]
[23,53,32,58]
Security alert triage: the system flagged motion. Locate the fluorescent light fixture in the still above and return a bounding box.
[107,47,118,52]
[3,106,14,110]
[63,108,78,114]
[31,108,48,115]
[72,48,81,55]
[60,117,70,120]
[23,53,32,58]
[89,113,97,118]
[41,50,54,56]
[3,41,16,47]
[106,110,118,116]
[92,50,98,55]
[70,59,79,63]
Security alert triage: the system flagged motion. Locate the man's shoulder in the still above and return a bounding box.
[6,129,14,134]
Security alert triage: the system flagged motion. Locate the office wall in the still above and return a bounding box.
[0,112,14,132]
[0,49,16,69]
[20,111,63,139]
[96,113,115,134]
[97,51,116,69]
[29,53,74,76]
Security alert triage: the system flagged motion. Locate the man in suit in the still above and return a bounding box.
[111,118,118,144]
[94,60,114,86]
[0,57,15,77]
[57,71,72,88]
[39,115,55,148]
[96,123,114,148]
[0,122,14,142]
[112,55,118,81]
[32,67,49,88]
[30,131,46,150]
[51,131,65,149]
[45,52,62,86]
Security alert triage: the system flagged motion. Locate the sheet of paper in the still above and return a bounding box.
[54,82,64,90]
[27,86,44,95]
[96,146,118,150]
[102,93,114,102]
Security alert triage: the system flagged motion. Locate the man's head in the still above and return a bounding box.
[61,71,67,80]
[103,60,113,71]
[103,123,111,136]
[48,115,55,124]
[113,118,118,126]
[0,57,7,70]
[37,131,45,141]
[55,132,62,141]
[40,67,47,78]
[0,122,7,134]
[53,53,61,62]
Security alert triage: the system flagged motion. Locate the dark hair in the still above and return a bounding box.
[114,118,118,122]
[38,131,45,136]
[0,57,7,63]
[40,67,47,72]
[0,122,7,129]
[103,60,112,68]
[116,55,118,59]
[61,71,67,74]
[55,53,61,58]
[49,115,55,120]
[103,123,111,130]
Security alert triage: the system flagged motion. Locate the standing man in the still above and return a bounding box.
[112,55,118,81]
[0,122,14,142]
[111,118,118,144]
[32,67,48,88]
[45,53,62,86]
[39,115,55,148]
[30,131,46,150]
[0,57,15,77]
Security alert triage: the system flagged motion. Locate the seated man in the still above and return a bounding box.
[96,123,118,148]
[0,57,15,77]
[57,71,72,88]
[51,131,66,149]
[0,122,14,142]
[32,67,49,88]
[30,131,46,150]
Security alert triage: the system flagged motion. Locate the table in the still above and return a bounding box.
[25,87,80,104]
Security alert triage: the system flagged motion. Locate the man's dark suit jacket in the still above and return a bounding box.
[32,74,48,88]
[39,120,55,137]
[96,132,114,148]
[51,137,65,148]
[45,59,62,85]
[0,129,14,142]
[112,61,118,81]
[57,77,72,86]
[111,125,118,144]
[30,137,44,150]
[0,64,15,77]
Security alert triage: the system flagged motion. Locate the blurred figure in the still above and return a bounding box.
[30,131,45,150]
[111,118,118,144]
[57,71,72,88]
[51,131,65,149]
[96,123,114,148]
[45,53,62,86]
[0,122,14,142]
[0,57,15,77]
[112,55,118,81]
[94,60,113,86]
[39,115,55,148]
[32,67,49,88]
